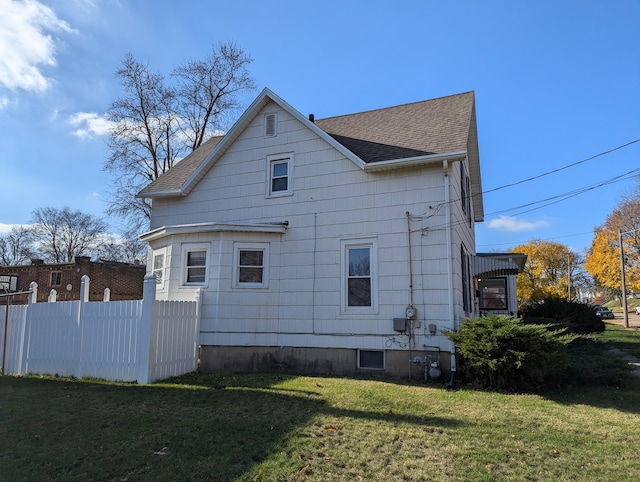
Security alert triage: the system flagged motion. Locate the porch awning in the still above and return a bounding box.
[471,255,520,278]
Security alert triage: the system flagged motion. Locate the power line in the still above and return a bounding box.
[482,138,640,195]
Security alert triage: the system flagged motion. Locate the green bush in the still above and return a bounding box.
[446,315,576,390]
[521,297,605,334]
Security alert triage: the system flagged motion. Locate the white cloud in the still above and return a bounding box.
[68,111,112,137]
[0,96,9,110]
[487,215,550,232]
[0,222,29,234]
[0,0,75,93]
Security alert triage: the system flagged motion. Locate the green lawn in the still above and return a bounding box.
[2,328,640,481]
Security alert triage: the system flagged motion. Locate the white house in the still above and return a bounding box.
[138,88,523,380]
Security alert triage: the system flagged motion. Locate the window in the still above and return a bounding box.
[182,246,208,286]
[50,271,62,287]
[461,245,471,312]
[234,243,269,288]
[267,153,293,197]
[479,278,508,310]
[358,350,385,369]
[461,162,472,226]
[342,239,377,312]
[152,252,165,286]
[265,113,277,137]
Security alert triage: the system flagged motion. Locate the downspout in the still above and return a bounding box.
[443,160,457,388]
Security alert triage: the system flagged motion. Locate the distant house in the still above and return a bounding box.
[0,256,145,304]
[138,88,524,379]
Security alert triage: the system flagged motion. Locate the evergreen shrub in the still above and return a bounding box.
[446,315,576,390]
[521,297,605,334]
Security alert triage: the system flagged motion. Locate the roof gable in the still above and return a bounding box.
[138,88,363,199]
[137,89,482,215]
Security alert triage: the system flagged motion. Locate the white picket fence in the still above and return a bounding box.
[0,274,201,384]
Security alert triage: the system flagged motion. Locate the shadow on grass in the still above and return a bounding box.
[0,373,461,481]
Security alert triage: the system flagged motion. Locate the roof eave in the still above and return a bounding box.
[363,150,467,172]
[139,221,288,243]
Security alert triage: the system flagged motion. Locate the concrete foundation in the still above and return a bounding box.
[199,345,451,381]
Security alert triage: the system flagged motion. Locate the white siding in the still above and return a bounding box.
[147,100,475,354]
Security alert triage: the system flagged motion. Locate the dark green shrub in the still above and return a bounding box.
[522,297,605,334]
[446,315,576,390]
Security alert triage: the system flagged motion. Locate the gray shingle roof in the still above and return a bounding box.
[138,136,224,197]
[137,90,477,198]
[314,91,474,163]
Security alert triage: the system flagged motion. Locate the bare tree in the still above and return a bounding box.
[30,207,108,263]
[105,42,255,232]
[0,226,33,265]
[173,42,255,151]
[95,229,147,265]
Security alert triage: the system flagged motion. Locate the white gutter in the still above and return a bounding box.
[363,150,467,172]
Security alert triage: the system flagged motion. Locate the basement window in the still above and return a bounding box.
[358,350,385,370]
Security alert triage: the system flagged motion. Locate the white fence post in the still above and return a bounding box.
[79,275,90,303]
[136,274,157,384]
[48,289,57,302]
[28,281,38,304]
[19,282,38,374]
[103,288,111,302]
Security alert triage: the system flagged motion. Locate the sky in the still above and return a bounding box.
[0,0,639,254]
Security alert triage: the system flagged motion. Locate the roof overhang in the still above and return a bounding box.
[140,221,288,243]
[363,150,467,172]
[471,255,522,278]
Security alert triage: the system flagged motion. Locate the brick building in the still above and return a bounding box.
[0,256,146,304]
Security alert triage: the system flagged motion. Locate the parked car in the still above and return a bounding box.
[635,306,640,315]
[593,306,615,319]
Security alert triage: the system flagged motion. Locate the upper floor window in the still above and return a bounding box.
[461,162,472,226]
[50,271,62,287]
[266,153,293,197]
[341,238,378,313]
[233,243,269,288]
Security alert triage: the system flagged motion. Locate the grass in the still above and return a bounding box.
[1,327,640,481]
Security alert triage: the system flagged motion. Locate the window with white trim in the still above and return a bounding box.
[182,245,208,286]
[267,153,293,197]
[233,243,269,288]
[342,239,377,312]
[152,251,165,286]
[479,278,508,310]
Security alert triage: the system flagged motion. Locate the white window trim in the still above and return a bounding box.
[340,238,378,314]
[266,153,294,198]
[152,248,167,289]
[233,242,270,289]
[181,243,210,287]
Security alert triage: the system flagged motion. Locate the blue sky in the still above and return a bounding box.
[1,0,639,254]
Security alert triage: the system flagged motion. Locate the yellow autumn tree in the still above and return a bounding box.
[509,239,580,303]
[584,197,640,294]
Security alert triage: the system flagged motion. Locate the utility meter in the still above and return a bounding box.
[405,305,417,319]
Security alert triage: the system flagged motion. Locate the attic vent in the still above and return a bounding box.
[265,113,277,137]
